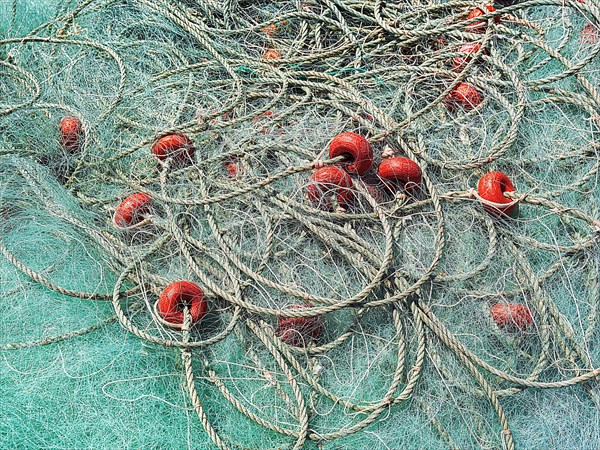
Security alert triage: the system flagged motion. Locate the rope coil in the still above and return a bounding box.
[1,0,600,448]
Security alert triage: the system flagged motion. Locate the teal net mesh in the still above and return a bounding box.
[1,0,600,448]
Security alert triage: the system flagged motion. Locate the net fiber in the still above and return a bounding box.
[1,0,600,449]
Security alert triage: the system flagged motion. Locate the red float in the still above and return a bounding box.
[445,83,483,111]
[277,304,323,347]
[491,303,532,331]
[60,116,83,153]
[466,5,499,33]
[151,133,195,165]
[477,171,517,216]
[157,281,208,325]
[452,42,488,72]
[378,157,422,193]
[114,193,152,227]
[307,166,354,210]
[329,132,373,175]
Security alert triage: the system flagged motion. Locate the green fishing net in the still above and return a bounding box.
[1,0,600,448]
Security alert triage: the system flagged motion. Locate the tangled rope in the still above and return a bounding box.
[1,0,600,448]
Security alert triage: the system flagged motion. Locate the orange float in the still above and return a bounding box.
[453,42,488,72]
[582,23,599,45]
[446,83,483,111]
[224,160,238,177]
[263,49,281,60]
[466,5,499,33]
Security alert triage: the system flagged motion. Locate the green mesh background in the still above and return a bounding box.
[1,0,600,449]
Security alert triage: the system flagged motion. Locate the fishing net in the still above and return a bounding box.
[1,0,600,448]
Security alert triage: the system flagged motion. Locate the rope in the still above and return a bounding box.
[1,0,600,448]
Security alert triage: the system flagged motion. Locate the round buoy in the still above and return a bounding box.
[446,83,483,111]
[378,157,422,193]
[157,281,207,326]
[277,304,323,347]
[307,166,354,210]
[60,116,83,153]
[491,303,532,331]
[477,171,517,216]
[114,193,152,227]
[452,42,488,72]
[151,133,195,165]
[329,132,373,175]
[466,5,499,33]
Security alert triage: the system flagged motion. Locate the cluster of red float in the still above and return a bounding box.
[62,123,206,327]
[448,8,518,219]
[444,8,520,219]
[58,118,198,229]
[307,131,423,211]
[445,5,500,111]
[261,21,285,61]
[57,4,528,337]
[112,133,196,228]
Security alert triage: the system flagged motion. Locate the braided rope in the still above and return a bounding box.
[1,0,600,448]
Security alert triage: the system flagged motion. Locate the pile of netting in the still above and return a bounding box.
[1,0,600,448]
